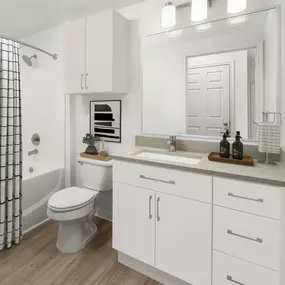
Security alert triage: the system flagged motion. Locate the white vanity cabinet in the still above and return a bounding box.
[155,192,212,285]
[113,161,212,285]
[213,177,281,285]
[113,182,155,266]
[213,251,280,285]
[113,159,283,285]
[64,10,128,94]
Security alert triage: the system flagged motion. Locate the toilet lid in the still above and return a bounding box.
[48,187,98,211]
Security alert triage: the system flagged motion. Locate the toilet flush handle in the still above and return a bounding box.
[78,161,83,165]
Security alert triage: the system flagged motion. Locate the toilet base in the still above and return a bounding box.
[56,214,98,253]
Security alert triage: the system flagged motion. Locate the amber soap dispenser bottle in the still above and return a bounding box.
[232,131,243,160]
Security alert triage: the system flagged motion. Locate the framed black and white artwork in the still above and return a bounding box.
[90,100,122,143]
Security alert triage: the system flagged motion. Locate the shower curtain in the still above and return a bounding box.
[0,39,22,251]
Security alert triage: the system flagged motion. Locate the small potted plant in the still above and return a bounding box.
[82,133,100,155]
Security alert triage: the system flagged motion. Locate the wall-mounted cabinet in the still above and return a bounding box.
[64,10,129,94]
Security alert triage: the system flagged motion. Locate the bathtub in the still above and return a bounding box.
[22,167,65,234]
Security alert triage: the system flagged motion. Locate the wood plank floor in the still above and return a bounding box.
[0,218,162,285]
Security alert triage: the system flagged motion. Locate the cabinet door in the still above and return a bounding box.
[113,182,155,266]
[85,11,113,93]
[156,193,212,285]
[64,17,86,94]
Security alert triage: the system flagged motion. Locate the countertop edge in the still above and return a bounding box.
[111,155,285,188]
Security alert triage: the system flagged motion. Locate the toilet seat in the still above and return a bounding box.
[48,187,99,212]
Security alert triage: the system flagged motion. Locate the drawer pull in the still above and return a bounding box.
[139,175,175,185]
[227,275,245,285]
[149,195,152,219]
[228,193,263,203]
[227,230,263,243]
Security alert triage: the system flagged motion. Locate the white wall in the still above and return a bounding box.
[264,9,278,113]
[21,25,65,175]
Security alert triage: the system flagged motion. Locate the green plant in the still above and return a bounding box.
[82,133,100,146]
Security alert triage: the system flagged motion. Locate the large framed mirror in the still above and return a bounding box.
[141,7,279,141]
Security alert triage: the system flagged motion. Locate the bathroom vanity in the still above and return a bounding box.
[112,150,285,285]
[111,4,284,285]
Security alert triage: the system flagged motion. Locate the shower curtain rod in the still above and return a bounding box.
[0,35,58,60]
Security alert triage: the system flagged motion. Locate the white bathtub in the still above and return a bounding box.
[22,167,65,233]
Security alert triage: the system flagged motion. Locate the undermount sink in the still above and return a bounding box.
[135,152,202,166]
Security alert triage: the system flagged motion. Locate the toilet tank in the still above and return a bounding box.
[77,157,113,191]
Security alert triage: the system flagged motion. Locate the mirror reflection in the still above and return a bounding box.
[141,8,278,140]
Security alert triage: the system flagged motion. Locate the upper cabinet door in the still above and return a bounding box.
[64,17,86,94]
[156,193,212,285]
[85,11,113,93]
[86,10,128,94]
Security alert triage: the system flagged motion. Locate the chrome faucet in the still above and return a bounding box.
[167,136,176,152]
[28,149,38,156]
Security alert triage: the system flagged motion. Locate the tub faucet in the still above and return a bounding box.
[28,149,38,156]
[167,136,176,152]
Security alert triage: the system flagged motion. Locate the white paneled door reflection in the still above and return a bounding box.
[187,64,230,137]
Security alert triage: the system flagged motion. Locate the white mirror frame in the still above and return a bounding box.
[140,6,281,143]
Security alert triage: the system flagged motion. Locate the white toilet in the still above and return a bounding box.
[47,157,112,253]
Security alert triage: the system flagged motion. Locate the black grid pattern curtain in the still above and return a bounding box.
[0,39,22,251]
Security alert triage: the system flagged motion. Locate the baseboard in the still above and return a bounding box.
[118,252,191,285]
[23,218,51,236]
[23,210,111,236]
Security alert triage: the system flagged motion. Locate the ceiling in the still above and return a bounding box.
[0,0,145,38]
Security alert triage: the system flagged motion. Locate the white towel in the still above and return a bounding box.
[257,123,281,154]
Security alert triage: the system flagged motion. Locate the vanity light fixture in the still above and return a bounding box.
[191,0,208,22]
[161,1,176,28]
[227,0,247,14]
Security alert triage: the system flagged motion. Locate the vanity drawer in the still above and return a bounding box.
[213,251,279,285]
[213,206,280,271]
[113,160,212,203]
[213,177,281,219]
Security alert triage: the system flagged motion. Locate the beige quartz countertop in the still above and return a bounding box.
[111,148,285,187]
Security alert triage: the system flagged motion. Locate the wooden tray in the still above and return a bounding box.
[80,152,112,161]
[208,152,254,167]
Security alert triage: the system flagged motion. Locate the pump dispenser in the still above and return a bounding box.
[220,132,230,158]
[232,131,243,160]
